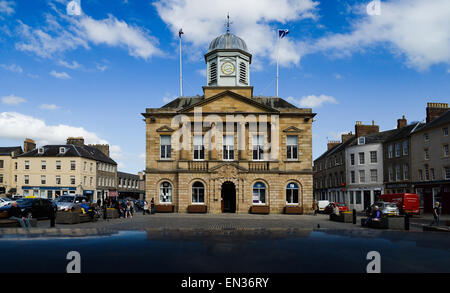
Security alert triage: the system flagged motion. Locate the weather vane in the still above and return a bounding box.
[225,13,233,34]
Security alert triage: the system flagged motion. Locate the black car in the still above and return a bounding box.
[0,198,57,219]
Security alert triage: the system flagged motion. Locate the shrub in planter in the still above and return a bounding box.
[187,205,207,213]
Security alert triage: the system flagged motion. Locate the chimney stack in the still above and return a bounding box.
[23,138,36,153]
[426,102,448,123]
[327,140,340,150]
[67,137,85,147]
[341,132,354,143]
[355,121,379,137]
[397,115,407,129]
[89,144,110,157]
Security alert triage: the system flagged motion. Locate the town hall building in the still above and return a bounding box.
[142,29,315,214]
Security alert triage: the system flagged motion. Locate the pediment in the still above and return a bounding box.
[209,162,248,174]
[156,125,175,132]
[283,126,303,133]
[179,90,279,114]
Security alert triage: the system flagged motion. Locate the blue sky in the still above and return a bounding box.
[0,0,449,173]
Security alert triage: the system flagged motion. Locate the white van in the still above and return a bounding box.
[317,200,330,212]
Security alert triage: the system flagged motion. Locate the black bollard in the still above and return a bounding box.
[352,209,357,224]
[404,213,410,231]
[50,209,56,228]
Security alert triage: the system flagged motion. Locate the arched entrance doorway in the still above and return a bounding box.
[221,181,236,213]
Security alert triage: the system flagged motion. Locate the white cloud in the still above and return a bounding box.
[58,60,81,69]
[15,4,162,61]
[0,1,15,15]
[197,69,206,77]
[27,73,39,79]
[163,93,177,103]
[80,14,162,60]
[333,73,342,79]
[50,70,71,79]
[287,94,338,108]
[96,64,108,72]
[154,0,318,66]
[0,112,106,145]
[39,104,60,110]
[309,0,450,71]
[0,63,23,73]
[1,94,26,105]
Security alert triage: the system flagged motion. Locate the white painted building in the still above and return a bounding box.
[345,131,395,211]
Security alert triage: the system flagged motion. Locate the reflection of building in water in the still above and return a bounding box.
[145,228,312,242]
[142,26,315,215]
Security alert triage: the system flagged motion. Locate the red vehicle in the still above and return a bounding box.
[378,193,420,215]
[324,202,349,214]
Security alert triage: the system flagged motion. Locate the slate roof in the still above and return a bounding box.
[0,146,22,156]
[314,136,357,162]
[17,144,117,165]
[160,95,299,111]
[117,171,140,180]
[384,122,424,143]
[413,110,450,133]
[348,129,398,147]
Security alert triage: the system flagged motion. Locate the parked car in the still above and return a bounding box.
[0,197,12,208]
[378,193,420,215]
[317,200,330,212]
[366,202,400,217]
[11,195,23,199]
[324,202,349,214]
[0,198,57,219]
[55,195,89,211]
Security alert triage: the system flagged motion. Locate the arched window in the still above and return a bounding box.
[286,183,299,205]
[252,182,266,205]
[159,181,172,203]
[192,181,205,204]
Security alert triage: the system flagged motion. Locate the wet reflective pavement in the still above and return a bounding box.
[0,228,449,273]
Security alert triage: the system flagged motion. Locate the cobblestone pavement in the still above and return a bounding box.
[31,212,428,232]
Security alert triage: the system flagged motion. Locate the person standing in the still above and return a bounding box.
[130,199,135,216]
[430,201,441,226]
[150,198,155,214]
[143,200,149,215]
[313,200,318,216]
[8,201,31,228]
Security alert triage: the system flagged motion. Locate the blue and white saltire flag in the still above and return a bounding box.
[278,29,289,39]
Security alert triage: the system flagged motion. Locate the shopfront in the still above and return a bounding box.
[22,186,76,199]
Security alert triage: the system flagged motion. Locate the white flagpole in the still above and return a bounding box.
[179,32,183,97]
[276,31,280,97]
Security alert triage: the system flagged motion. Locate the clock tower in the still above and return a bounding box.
[204,27,252,88]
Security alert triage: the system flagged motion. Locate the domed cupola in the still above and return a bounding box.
[204,25,252,88]
[207,33,249,53]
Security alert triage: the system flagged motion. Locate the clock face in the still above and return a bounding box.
[221,62,235,75]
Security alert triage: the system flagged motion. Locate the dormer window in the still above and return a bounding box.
[38,147,45,155]
[358,137,366,145]
[59,147,67,154]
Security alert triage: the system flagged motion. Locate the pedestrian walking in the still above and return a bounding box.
[143,200,149,215]
[430,201,441,226]
[313,200,318,216]
[125,201,132,218]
